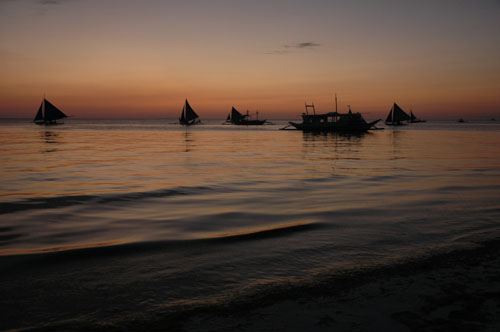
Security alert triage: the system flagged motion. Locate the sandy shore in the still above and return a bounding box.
[7,239,500,332]
[167,239,500,332]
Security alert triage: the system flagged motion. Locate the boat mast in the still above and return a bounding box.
[43,92,46,121]
[305,102,316,115]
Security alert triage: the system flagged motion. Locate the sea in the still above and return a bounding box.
[1,118,499,331]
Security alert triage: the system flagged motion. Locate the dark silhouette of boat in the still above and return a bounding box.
[409,110,426,123]
[385,103,411,125]
[179,99,200,125]
[287,95,380,132]
[33,98,68,125]
[225,107,266,125]
[458,118,465,123]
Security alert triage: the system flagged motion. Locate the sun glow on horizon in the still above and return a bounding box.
[1,0,499,120]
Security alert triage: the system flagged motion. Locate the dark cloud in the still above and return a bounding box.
[39,0,71,5]
[266,41,321,55]
[296,42,321,48]
[0,0,65,3]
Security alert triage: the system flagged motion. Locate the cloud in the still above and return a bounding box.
[39,0,66,4]
[296,42,321,48]
[266,41,321,55]
[0,0,65,3]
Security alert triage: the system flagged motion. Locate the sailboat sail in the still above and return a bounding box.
[385,103,410,124]
[179,109,186,123]
[44,99,67,121]
[184,100,199,122]
[410,111,416,121]
[33,98,67,124]
[393,103,410,122]
[179,99,200,125]
[385,109,393,123]
[34,102,44,122]
[231,107,244,121]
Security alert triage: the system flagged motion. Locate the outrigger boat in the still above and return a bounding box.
[225,107,267,125]
[179,99,201,125]
[33,98,68,125]
[286,95,380,132]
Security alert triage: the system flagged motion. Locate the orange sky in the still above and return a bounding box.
[1,0,499,120]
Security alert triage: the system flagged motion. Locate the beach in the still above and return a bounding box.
[178,238,500,332]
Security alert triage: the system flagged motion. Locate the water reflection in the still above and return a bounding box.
[389,130,408,158]
[183,130,193,152]
[301,131,367,154]
[40,130,61,153]
[301,131,367,143]
[299,132,370,178]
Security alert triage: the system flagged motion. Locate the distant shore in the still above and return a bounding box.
[155,238,500,332]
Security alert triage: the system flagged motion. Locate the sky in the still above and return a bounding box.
[1,0,499,119]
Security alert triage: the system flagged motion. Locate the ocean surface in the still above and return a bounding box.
[1,118,500,331]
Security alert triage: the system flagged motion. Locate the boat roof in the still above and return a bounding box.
[303,112,344,117]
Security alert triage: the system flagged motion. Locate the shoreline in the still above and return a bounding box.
[4,238,500,331]
[159,238,500,332]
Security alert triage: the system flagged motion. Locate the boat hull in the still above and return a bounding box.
[231,120,266,125]
[34,121,63,125]
[290,119,379,132]
[179,119,201,126]
[385,121,408,126]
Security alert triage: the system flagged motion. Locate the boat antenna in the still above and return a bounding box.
[335,93,337,113]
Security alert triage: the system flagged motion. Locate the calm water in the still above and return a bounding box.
[1,119,500,330]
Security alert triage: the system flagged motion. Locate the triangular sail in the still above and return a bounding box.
[392,103,410,122]
[226,113,231,121]
[410,111,416,121]
[44,99,67,121]
[34,102,44,122]
[231,107,244,121]
[385,108,393,123]
[179,108,186,123]
[184,100,199,122]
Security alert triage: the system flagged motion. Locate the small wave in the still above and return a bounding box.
[0,222,324,259]
[208,221,325,242]
[0,185,217,215]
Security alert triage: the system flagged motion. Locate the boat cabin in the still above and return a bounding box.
[301,107,361,125]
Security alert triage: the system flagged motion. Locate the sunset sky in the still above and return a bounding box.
[1,0,499,119]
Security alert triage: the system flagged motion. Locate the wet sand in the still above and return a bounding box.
[172,238,500,332]
[4,239,500,332]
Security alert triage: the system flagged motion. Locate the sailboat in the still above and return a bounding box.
[409,110,426,123]
[226,107,266,125]
[179,99,200,125]
[33,98,68,125]
[385,103,411,125]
